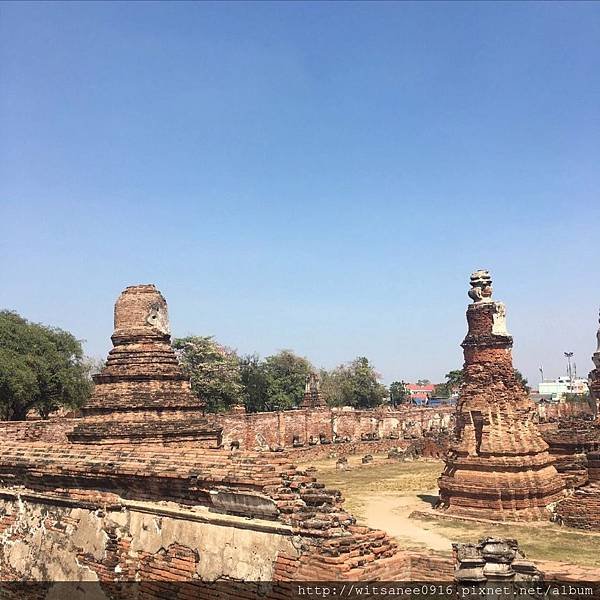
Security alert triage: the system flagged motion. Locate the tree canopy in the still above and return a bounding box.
[0,310,92,420]
[239,350,313,412]
[321,357,387,409]
[389,380,411,406]
[175,336,388,413]
[173,335,243,412]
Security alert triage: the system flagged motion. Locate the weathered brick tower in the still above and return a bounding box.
[74,284,220,445]
[438,270,564,520]
[590,308,600,419]
[301,372,327,408]
[83,284,201,414]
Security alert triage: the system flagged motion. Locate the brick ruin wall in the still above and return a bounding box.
[538,401,597,422]
[0,495,296,582]
[1,411,600,587]
[540,417,600,532]
[0,442,457,590]
[0,406,454,452]
[211,406,454,454]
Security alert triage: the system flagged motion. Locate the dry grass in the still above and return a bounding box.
[305,454,600,568]
[305,455,441,518]
[413,513,600,567]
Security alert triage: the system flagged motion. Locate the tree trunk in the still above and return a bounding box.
[10,404,29,421]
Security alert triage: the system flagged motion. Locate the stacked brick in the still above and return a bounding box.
[213,404,453,452]
[555,483,600,531]
[591,308,600,417]
[0,439,444,583]
[0,282,454,586]
[74,284,221,446]
[83,284,201,415]
[543,422,600,489]
[438,271,564,521]
[552,310,600,531]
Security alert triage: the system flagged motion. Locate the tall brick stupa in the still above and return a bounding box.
[437,270,564,521]
[74,285,220,446]
[590,308,600,419]
[83,284,202,414]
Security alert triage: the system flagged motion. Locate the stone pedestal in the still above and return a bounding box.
[454,538,543,592]
[438,271,564,521]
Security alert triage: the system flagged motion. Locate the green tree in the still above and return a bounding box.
[321,357,386,409]
[433,383,450,398]
[389,380,411,406]
[262,350,313,411]
[445,370,464,388]
[431,369,464,398]
[320,366,353,407]
[239,353,270,413]
[514,369,530,393]
[238,350,313,412]
[416,379,431,386]
[0,310,92,420]
[173,335,243,413]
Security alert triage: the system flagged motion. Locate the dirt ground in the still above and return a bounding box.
[303,453,600,568]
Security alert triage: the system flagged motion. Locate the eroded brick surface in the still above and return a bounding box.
[438,271,565,521]
[0,284,448,586]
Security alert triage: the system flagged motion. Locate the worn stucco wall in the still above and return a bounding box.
[0,495,299,583]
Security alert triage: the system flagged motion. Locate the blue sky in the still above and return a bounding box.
[1,1,599,386]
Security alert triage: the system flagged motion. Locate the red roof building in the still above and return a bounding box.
[405,383,435,402]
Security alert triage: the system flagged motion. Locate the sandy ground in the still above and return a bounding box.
[363,491,452,552]
[310,455,600,567]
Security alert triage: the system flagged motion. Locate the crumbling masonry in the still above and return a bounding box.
[1,281,600,591]
[552,308,600,531]
[0,284,452,588]
[438,270,565,520]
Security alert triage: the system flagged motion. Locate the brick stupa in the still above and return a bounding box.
[437,270,564,521]
[301,372,327,408]
[74,284,220,446]
[590,308,600,419]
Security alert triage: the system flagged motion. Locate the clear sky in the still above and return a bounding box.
[1,1,599,386]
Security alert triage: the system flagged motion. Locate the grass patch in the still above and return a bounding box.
[307,456,600,568]
[309,456,442,519]
[413,514,600,567]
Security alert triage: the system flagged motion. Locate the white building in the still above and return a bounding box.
[538,376,589,402]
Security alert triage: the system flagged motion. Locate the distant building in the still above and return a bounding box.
[406,383,435,404]
[537,376,589,402]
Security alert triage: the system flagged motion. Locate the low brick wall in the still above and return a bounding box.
[0,419,75,443]
[212,406,454,451]
[555,483,600,531]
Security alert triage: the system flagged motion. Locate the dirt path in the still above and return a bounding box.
[362,492,453,552]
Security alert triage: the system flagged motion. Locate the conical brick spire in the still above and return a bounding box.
[83,284,202,415]
[438,270,564,520]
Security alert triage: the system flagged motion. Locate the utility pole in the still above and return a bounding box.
[564,352,574,393]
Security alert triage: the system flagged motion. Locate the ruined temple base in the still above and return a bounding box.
[438,458,565,522]
[411,508,556,527]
